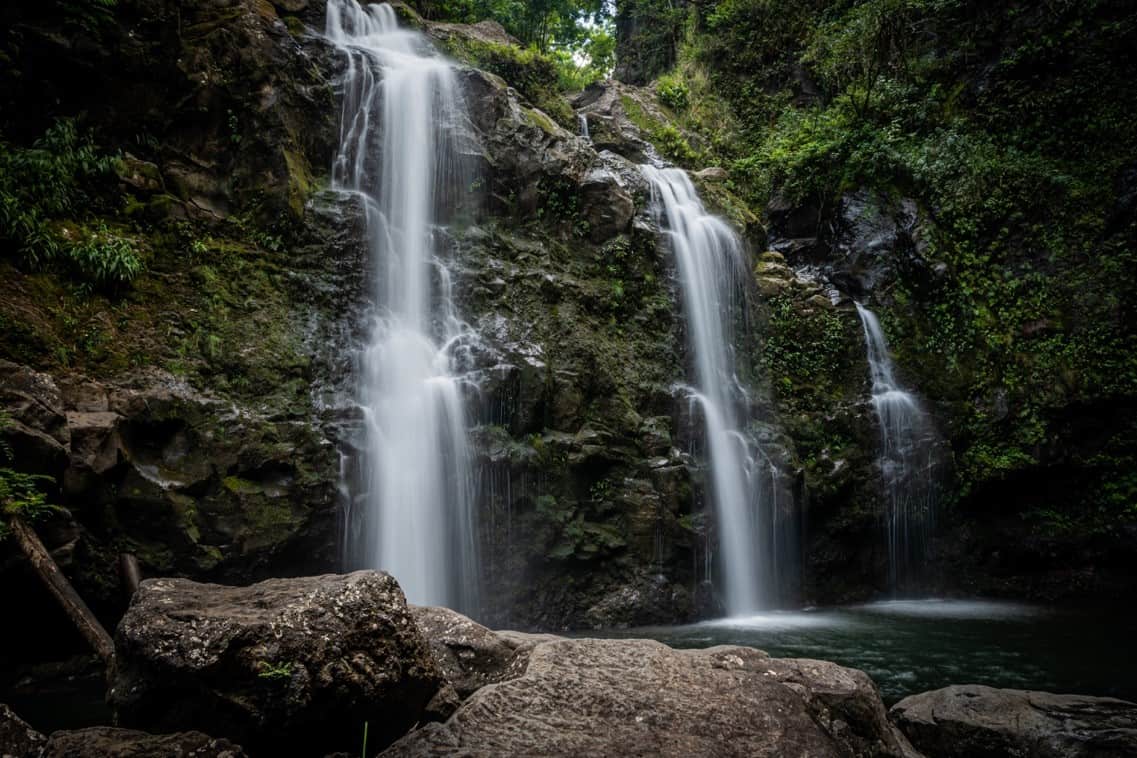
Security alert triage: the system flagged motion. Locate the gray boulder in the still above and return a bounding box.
[40,727,246,758]
[410,605,533,698]
[890,684,1137,758]
[109,571,444,756]
[0,360,69,477]
[383,637,917,757]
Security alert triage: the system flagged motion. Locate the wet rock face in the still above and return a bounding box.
[0,703,46,758]
[383,637,917,757]
[427,81,700,627]
[456,67,641,244]
[40,727,247,758]
[768,189,925,299]
[583,573,695,628]
[110,571,443,756]
[572,82,661,165]
[890,685,1137,758]
[0,366,341,608]
[0,0,755,633]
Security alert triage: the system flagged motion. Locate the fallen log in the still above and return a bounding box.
[10,515,114,663]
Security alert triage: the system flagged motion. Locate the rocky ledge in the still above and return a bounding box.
[890,684,1137,758]
[4,572,1135,757]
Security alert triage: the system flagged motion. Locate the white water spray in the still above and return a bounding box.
[328,0,478,611]
[642,166,774,615]
[855,303,940,590]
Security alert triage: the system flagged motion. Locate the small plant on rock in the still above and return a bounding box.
[257,660,294,681]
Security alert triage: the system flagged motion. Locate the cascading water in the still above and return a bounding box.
[855,303,940,591]
[642,165,775,615]
[328,0,478,611]
[578,114,590,139]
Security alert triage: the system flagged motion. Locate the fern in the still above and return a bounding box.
[0,119,140,288]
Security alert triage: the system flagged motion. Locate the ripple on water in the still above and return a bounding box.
[703,611,854,632]
[851,599,1047,620]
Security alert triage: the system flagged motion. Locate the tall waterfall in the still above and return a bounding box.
[328,0,478,611]
[642,166,773,615]
[855,303,939,591]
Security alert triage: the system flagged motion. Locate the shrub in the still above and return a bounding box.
[69,224,143,288]
[656,73,690,111]
[0,119,141,288]
[0,468,56,541]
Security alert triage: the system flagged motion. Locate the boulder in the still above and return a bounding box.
[890,684,1137,758]
[40,727,246,758]
[579,155,637,243]
[583,573,692,629]
[0,703,45,758]
[410,605,527,698]
[0,360,69,477]
[109,571,444,756]
[572,81,666,165]
[383,637,917,757]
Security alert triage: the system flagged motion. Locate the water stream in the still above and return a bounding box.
[328,0,478,611]
[642,166,776,615]
[855,303,941,590]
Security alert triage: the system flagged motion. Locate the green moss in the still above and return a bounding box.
[762,293,859,409]
[223,476,262,495]
[523,107,557,136]
[619,95,698,166]
[439,37,575,128]
[283,15,306,38]
[281,148,314,219]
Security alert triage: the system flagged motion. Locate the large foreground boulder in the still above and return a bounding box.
[109,571,444,756]
[383,637,917,757]
[890,684,1137,757]
[40,727,246,758]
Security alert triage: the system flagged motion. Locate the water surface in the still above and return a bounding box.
[594,599,1137,704]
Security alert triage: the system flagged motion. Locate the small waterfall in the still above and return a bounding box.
[328,0,479,612]
[578,114,590,139]
[642,166,775,615]
[855,303,940,591]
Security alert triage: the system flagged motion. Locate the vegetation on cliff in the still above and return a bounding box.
[607,0,1137,556]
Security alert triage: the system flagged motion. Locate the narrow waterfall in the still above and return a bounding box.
[328,0,478,611]
[578,114,590,139]
[642,166,771,615]
[855,303,939,591]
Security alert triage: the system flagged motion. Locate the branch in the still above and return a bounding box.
[10,516,114,663]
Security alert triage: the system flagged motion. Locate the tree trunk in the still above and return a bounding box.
[10,516,114,663]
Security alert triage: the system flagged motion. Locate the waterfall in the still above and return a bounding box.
[642,166,774,615]
[855,303,940,591]
[578,114,590,139]
[328,0,479,612]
